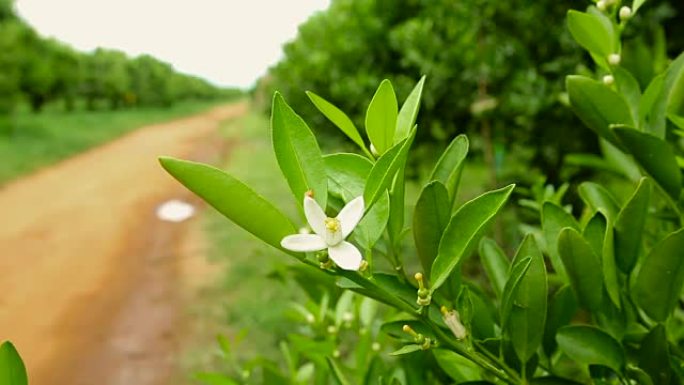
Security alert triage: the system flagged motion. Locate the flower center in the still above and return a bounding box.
[323,217,343,245]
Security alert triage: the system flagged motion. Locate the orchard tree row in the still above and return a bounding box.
[0,0,226,115]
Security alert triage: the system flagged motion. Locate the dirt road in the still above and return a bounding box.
[0,102,246,384]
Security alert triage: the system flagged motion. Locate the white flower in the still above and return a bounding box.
[281,195,365,270]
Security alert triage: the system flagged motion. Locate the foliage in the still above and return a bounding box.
[263,0,684,185]
[0,0,234,132]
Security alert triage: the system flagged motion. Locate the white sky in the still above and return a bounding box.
[14,0,331,88]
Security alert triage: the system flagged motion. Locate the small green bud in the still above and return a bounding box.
[619,6,632,21]
[597,0,607,11]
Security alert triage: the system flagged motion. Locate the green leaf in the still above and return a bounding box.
[430,184,515,292]
[306,91,369,156]
[583,212,621,309]
[395,75,426,143]
[327,358,352,385]
[543,286,578,356]
[388,166,406,245]
[578,182,620,222]
[429,135,469,204]
[500,257,532,331]
[324,153,389,249]
[366,79,398,155]
[665,52,684,126]
[556,325,626,373]
[433,349,481,382]
[615,178,651,273]
[639,325,673,384]
[541,202,580,280]
[390,345,422,356]
[613,67,642,124]
[478,237,509,299]
[159,157,296,250]
[507,235,548,363]
[364,128,416,208]
[0,342,27,385]
[633,228,684,322]
[566,75,634,147]
[614,127,682,200]
[413,181,451,275]
[558,228,604,312]
[633,0,647,14]
[271,92,327,208]
[566,10,615,57]
[639,74,665,133]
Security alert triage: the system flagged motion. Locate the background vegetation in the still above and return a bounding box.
[261,0,684,186]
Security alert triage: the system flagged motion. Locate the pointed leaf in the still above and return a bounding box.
[578,182,620,222]
[366,79,398,155]
[390,345,422,356]
[0,342,27,385]
[566,75,634,147]
[558,228,604,312]
[414,181,450,275]
[429,135,469,203]
[613,67,641,124]
[501,257,532,331]
[364,128,415,208]
[479,237,509,299]
[633,228,684,322]
[306,91,369,155]
[615,178,651,273]
[271,92,327,208]
[614,127,682,200]
[395,75,426,143]
[159,157,296,250]
[567,10,615,57]
[542,202,580,280]
[507,235,548,363]
[430,184,515,292]
[556,325,625,373]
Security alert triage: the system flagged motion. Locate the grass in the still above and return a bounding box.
[0,100,231,185]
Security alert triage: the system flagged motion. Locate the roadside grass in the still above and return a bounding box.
[0,100,232,185]
[181,110,305,377]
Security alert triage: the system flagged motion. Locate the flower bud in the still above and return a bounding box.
[602,75,614,85]
[414,272,432,306]
[441,306,467,340]
[370,144,379,157]
[608,54,621,66]
[597,0,606,11]
[371,342,381,352]
[327,325,337,334]
[305,313,315,324]
[619,6,632,21]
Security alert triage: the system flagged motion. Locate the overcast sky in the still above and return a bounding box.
[14,0,331,88]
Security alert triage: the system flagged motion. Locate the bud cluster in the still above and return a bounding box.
[414,272,431,306]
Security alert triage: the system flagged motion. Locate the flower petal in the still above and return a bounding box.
[328,241,363,270]
[304,196,326,235]
[281,234,327,252]
[337,196,364,238]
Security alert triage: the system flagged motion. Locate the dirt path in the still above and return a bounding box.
[0,102,246,384]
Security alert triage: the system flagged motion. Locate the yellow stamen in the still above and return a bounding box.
[324,217,341,232]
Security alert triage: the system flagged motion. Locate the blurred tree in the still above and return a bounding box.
[265,0,684,184]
